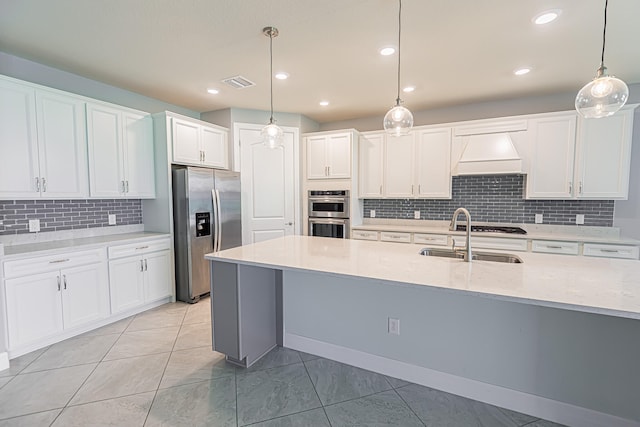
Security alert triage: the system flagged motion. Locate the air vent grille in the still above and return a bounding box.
[222,75,255,89]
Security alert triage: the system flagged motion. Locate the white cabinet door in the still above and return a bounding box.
[144,250,172,303]
[201,126,228,169]
[172,118,201,165]
[61,263,110,330]
[5,271,64,349]
[415,128,452,198]
[0,78,40,198]
[123,113,155,198]
[359,133,384,198]
[384,133,414,197]
[526,115,577,199]
[87,104,125,197]
[306,136,328,179]
[575,109,635,199]
[35,90,88,198]
[326,133,351,178]
[109,257,145,314]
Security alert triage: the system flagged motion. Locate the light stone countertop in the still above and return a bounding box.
[2,232,171,259]
[206,235,640,320]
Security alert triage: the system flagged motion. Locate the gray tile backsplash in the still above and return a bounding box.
[0,199,142,235]
[363,175,614,226]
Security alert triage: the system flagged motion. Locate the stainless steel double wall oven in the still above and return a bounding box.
[308,190,350,239]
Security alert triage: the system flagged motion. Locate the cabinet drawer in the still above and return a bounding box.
[380,232,411,243]
[459,236,528,252]
[414,233,448,246]
[352,230,379,241]
[108,238,171,259]
[4,248,105,279]
[583,243,639,260]
[532,240,579,255]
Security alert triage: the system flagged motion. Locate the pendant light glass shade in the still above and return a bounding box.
[262,26,284,148]
[383,0,413,136]
[575,0,628,118]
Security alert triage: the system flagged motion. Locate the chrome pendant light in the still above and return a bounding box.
[383,0,413,136]
[261,26,284,148]
[575,0,628,118]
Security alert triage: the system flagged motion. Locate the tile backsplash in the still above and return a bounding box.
[0,199,142,235]
[363,175,614,226]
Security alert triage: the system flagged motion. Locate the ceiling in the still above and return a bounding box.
[1,0,639,123]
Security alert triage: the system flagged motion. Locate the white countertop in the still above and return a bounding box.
[2,232,170,258]
[206,235,640,320]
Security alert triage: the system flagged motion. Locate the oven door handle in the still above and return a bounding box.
[309,197,348,203]
[309,218,347,224]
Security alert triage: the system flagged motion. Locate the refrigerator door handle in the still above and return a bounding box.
[212,189,222,252]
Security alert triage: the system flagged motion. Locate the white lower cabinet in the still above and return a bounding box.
[4,255,109,350]
[108,256,145,314]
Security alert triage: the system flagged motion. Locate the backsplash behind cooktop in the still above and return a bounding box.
[363,175,614,227]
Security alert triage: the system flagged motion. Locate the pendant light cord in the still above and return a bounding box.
[601,0,608,66]
[395,0,402,106]
[269,30,275,124]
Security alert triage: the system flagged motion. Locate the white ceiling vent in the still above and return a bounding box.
[221,75,255,89]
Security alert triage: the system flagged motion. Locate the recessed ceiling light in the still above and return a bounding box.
[533,10,561,25]
[207,88,219,94]
[514,68,531,76]
[275,72,289,80]
[319,101,330,106]
[403,86,415,93]
[380,47,395,56]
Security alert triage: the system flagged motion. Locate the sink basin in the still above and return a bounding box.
[419,248,523,264]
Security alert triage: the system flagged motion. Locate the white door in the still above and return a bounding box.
[359,133,385,198]
[144,250,172,303]
[326,133,351,178]
[415,128,452,199]
[238,123,298,245]
[109,257,145,314]
[306,136,328,179]
[61,263,109,330]
[87,104,125,197]
[35,90,88,198]
[201,126,228,169]
[5,271,64,349]
[123,112,155,198]
[0,78,40,198]
[384,133,415,198]
[172,118,201,165]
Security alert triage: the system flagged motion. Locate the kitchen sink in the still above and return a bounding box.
[419,248,523,263]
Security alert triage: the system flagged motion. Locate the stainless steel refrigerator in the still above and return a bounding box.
[172,166,242,303]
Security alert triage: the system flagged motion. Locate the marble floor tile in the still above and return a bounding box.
[126,308,186,332]
[241,346,302,373]
[0,409,62,427]
[396,383,521,427]
[70,353,169,405]
[247,408,330,427]
[497,407,539,426]
[146,377,236,427]
[103,326,179,360]
[52,391,154,427]
[525,420,568,427]
[160,347,236,389]
[298,352,321,362]
[81,316,133,337]
[324,390,424,427]
[173,322,212,351]
[236,363,321,426]
[0,364,95,420]
[384,375,411,389]
[0,377,13,389]
[22,334,119,373]
[304,358,393,405]
[0,347,49,378]
[183,299,212,325]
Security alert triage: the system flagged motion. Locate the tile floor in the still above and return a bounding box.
[0,299,566,426]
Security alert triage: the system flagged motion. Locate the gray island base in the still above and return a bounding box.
[206,236,640,427]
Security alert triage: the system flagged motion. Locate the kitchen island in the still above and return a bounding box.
[205,235,640,427]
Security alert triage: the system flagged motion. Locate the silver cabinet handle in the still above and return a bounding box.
[42,177,47,192]
[546,245,563,249]
[202,151,205,162]
[379,185,382,195]
[135,245,149,250]
[418,184,421,194]
[411,184,414,195]
[35,177,40,192]
[121,180,126,193]
[57,275,61,291]
[144,259,148,271]
[601,249,619,253]
[569,181,573,194]
[125,180,129,193]
[63,274,67,290]
[579,181,583,194]
[49,258,70,264]
[140,259,144,272]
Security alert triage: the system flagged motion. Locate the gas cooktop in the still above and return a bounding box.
[455,225,527,234]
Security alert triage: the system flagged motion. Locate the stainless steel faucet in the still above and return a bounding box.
[449,207,472,262]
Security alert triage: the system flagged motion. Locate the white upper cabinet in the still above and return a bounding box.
[575,107,635,199]
[358,132,384,197]
[0,78,88,199]
[171,116,228,169]
[415,128,452,199]
[384,133,415,197]
[305,131,352,179]
[87,103,155,198]
[526,113,577,199]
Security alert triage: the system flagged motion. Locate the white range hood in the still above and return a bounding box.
[453,132,525,175]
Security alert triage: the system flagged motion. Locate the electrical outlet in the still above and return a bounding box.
[535,214,543,224]
[388,317,400,335]
[28,219,40,232]
[414,210,420,219]
[108,214,117,225]
[576,214,585,225]
[370,210,376,218]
